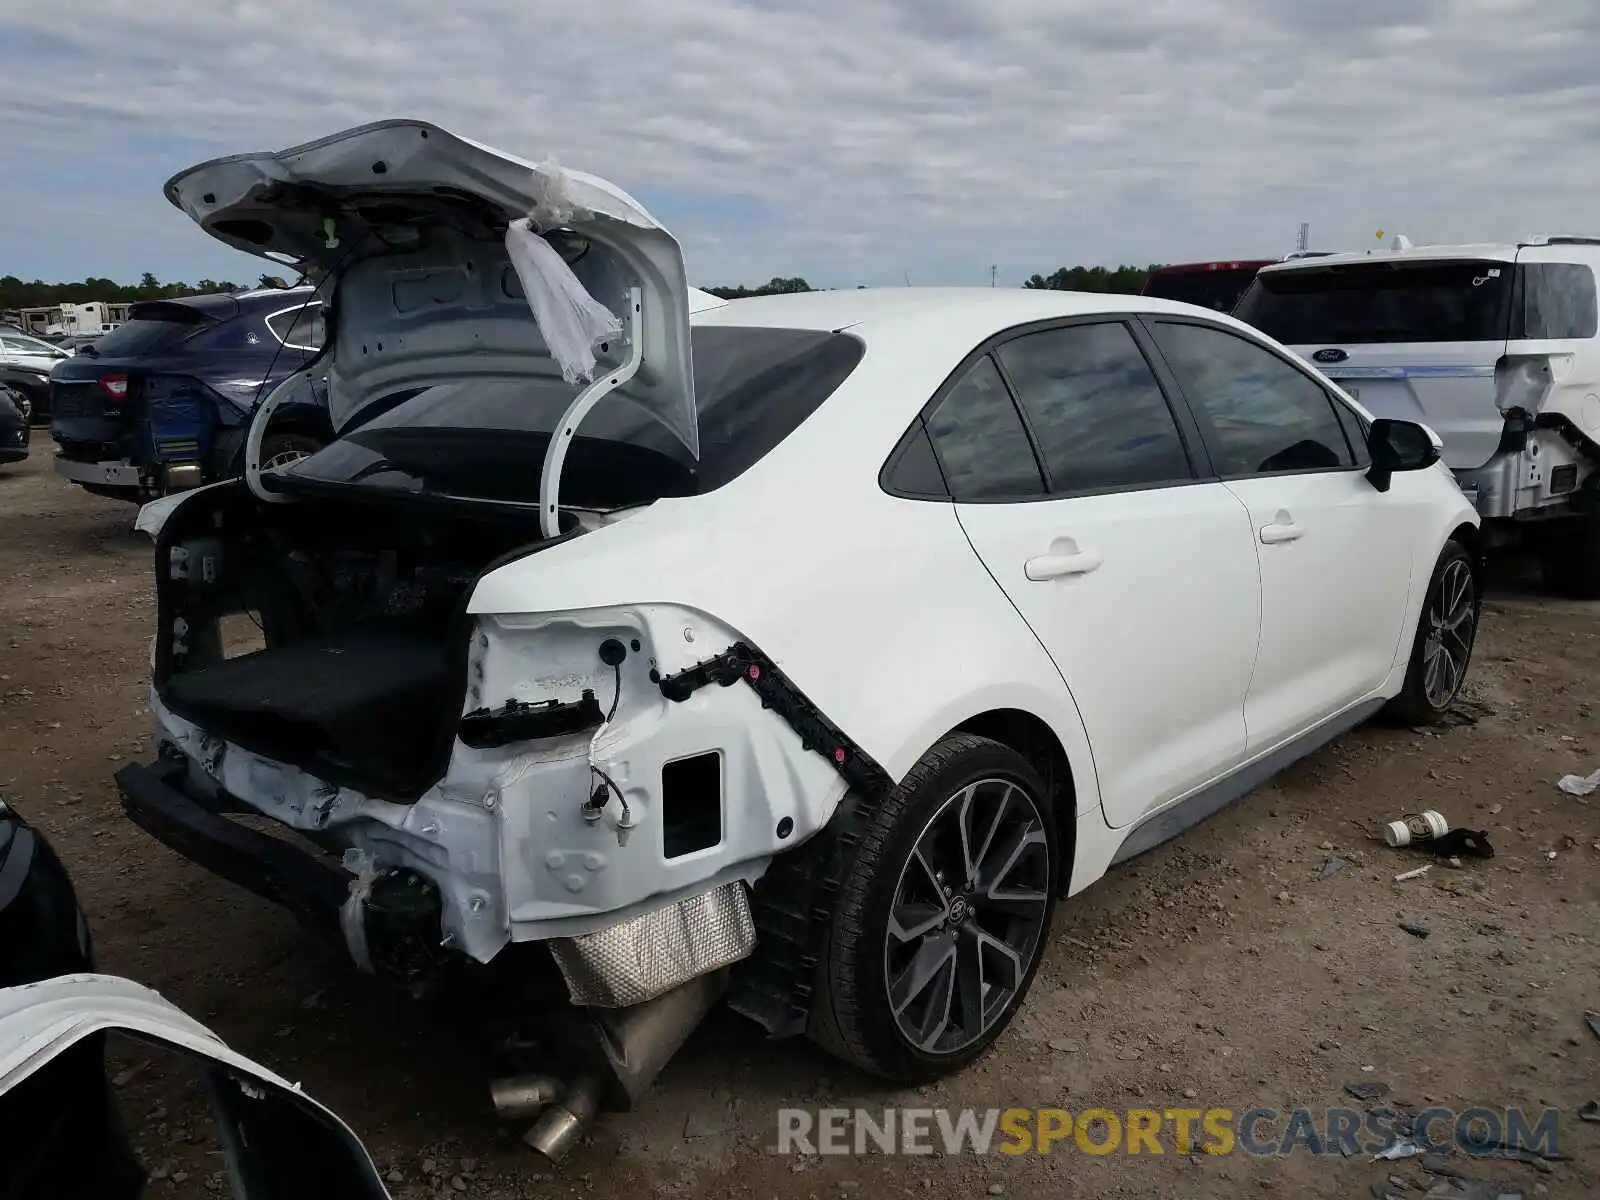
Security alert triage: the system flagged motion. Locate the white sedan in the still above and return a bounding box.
[123,123,1480,1114]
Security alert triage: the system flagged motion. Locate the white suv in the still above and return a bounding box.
[1237,238,1600,594]
[118,121,1480,1140]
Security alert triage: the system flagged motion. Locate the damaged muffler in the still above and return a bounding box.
[489,968,729,1164]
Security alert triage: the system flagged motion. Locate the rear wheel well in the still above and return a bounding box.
[264,410,333,443]
[952,709,1077,896]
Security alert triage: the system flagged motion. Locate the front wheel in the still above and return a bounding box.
[1385,539,1479,725]
[807,734,1057,1082]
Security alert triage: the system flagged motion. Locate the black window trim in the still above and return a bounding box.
[879,313,1217,504]
[1137,314,1370,482]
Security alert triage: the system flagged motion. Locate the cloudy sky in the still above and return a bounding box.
[3,0,1598,290]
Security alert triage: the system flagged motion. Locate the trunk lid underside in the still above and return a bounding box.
[163,118,700,459]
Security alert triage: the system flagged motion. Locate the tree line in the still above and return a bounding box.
[705,266,1157,297]
[4,264,1160,313]
[0,272,293,311]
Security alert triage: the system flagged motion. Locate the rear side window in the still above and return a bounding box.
[1150,321,1356,476]
[995,322,1192,492]
[1235,262,1513,345]
[267,303,326,350]
[1513,263,1598,340]
[925,356,1045,500]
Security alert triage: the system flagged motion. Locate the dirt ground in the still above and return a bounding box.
[2,447,1598,1200]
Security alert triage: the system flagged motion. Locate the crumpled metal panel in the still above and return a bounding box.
[549,881,755,1008]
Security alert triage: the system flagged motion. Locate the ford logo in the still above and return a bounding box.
[1313,348,1348,364]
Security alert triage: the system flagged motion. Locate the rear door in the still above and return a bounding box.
[926,318,1261,829]
[1236,259,1513,469]
[1145,318,1416,753]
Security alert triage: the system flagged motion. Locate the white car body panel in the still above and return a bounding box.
[1223,468,1419,750]
[953,484,1259,829]
[0,974,388,1195]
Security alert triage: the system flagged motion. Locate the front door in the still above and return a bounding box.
[1145,318,1416,752]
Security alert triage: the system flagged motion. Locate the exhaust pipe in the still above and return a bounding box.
[523,1076,602,1163]
[489,1074,562,1123]
[501,970,730,1164]
[592,969,728,1106]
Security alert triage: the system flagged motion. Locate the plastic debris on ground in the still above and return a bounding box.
[1556,768,1600,797]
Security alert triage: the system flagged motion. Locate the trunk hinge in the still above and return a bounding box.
[538,287,643,539]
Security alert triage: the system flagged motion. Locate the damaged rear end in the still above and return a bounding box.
[116,119,869,1145]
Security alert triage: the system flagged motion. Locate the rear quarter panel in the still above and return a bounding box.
[469,321,1103,815]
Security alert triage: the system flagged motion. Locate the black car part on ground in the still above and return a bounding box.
[0,801,146,1200]
[0,384,30,462]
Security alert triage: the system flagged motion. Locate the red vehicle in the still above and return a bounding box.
[1141,260,1278,313]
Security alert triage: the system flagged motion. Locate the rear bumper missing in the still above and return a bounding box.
[114,758,348,928]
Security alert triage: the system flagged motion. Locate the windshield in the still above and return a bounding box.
[1235,261,1514,344]
[281,325,865,509]
[1143,268,1262,312]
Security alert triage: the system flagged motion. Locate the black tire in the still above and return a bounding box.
[807,734,1057,1082]
[258,430,323,471]
[1385,539,1480,725]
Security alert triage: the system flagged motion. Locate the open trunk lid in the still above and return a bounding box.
[1238,254,1515,469]
[164,119,698,458]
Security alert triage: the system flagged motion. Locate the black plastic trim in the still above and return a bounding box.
[1110,697,1386,866]
[657,641,894,799]
[115,758,348,928]
[459,690,603,749]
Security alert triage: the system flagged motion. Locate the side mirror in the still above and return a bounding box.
[1366,418,1440,493]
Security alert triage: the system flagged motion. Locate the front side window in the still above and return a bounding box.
[1150,321,1356,476]
[995,322,1192,493]
[924,356,1045,501]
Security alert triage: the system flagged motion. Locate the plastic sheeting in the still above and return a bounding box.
[505,217,623,385]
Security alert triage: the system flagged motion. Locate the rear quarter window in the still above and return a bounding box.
[1513,263,1598,340]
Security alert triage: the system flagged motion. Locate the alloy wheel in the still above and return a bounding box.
[882,778,1051,1056]
[262,447,312,471]
[1422,557,1475,709]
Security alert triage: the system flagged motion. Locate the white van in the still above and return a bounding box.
[1235,237,1600,595]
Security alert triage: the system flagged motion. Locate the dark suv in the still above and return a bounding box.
[49,287,332,501]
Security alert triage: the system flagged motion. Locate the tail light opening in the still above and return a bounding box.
[97,373,129,406]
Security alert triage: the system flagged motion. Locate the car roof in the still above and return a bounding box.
[689,286,1231,336]
[1260,244,1523,274]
